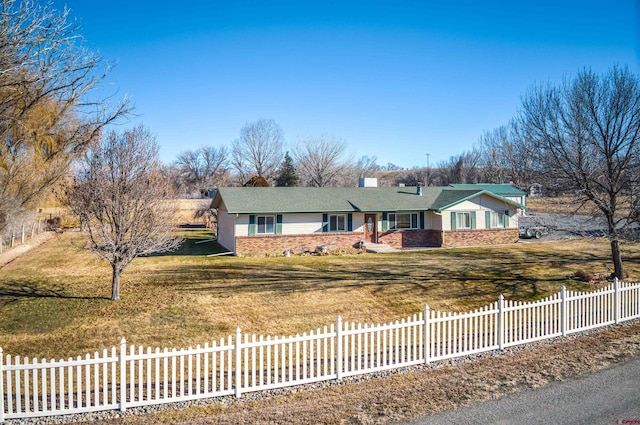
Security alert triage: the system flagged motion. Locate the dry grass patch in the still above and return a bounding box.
[527,196,591,214]
[34,198,211,229]
[174,199,213,225]
[0,231,638,361]
[527,195,637,218]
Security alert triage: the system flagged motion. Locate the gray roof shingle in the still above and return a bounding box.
[449,183,526,196]
[212,186,525,214]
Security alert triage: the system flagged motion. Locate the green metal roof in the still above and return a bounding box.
[449,184,526,196]
[212,186,526,214]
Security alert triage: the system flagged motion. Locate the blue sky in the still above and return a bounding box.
[53,0,639,169]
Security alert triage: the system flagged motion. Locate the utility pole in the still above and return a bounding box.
[426,153,430,186]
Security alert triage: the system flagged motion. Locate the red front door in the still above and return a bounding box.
[364,214,377,243]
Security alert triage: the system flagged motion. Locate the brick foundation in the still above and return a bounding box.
[235,233,364,256]
[378,230,442,248]
[443,228,519,247]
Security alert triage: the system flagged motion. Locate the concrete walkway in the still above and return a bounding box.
[364,243,400,253]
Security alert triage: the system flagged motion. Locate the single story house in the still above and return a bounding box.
[211,185,526,256]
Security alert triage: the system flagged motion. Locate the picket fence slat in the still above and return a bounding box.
[1,279,639,421]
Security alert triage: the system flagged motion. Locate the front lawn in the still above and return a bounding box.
[0,229,638,359]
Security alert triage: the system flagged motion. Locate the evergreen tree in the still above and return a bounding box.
[275,152,299,187]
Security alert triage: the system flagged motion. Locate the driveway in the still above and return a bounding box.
[519,212,610,241]
[406,357,640,425]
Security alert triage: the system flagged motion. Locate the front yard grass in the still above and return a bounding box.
[0,229,638,360]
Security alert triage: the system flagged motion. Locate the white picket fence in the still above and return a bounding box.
[1,279,639,422]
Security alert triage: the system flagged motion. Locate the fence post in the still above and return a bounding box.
[336,316,343,381]
[498,295,504,350]
[235,328,242,398]
[21,225,24,244]
[10,232,14,248]
[0,347,5,423]
[119,338,126,412]
[614,277,620,324]
[561,286,567,336]
[423,305,430,364]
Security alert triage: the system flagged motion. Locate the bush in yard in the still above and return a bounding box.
[573,269,595,282]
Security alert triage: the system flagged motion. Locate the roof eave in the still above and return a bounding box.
[436,190,527,212]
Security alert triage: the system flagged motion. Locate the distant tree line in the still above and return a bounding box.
[170,116,550,194]
[173,67,638,222]
[172,118,385,193]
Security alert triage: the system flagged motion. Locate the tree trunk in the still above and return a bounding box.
[610,238,624,279]
[607,215,624,279]
[111,263,121,301]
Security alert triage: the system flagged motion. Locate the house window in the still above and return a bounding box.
[257,215,275,234]
[490,211,505,228]
[456,212,472,229]
[389,213,418,230]
[329,214,346,232]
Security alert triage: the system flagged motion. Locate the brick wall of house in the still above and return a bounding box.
[235,233,364,256]
[235,228,517,255]
[442,228,519,247]
[378,230,442,248]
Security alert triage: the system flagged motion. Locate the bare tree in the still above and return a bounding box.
[434,151,481,185]
[201,146,230,185]
[517,66,640,278]
[355,155,381,178]
[0,193,34,241]
[476,122,545,191]
[293,135,351,187]
[175,149,203,193]
[476,126,513,184]
[231,119,284,183]
[67,126,181,301]
[0,0,131,234]
[396,166,429,187]
[175,145,229,195]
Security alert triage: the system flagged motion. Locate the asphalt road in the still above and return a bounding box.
[406,357,640,425]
